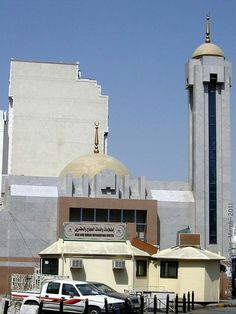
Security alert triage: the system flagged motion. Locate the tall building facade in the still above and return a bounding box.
[6,60,109,177]
[186,17,232,255]
[150,17,232,258]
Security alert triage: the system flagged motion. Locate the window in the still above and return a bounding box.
[96,209,108,222]
[109,209,121,222]
[160,261,178,278]
[75,284,100,296]
[42,258,58,275]
[70,208,81,221]
[136,210,146,223]
[46,281,60,294]
[82,208,94,221]
[69,208,147,241]
[123,210,135,222]
[62,284,79,296]
[136,260,147,277]
[136,224,146,241]
[208,76,217,244]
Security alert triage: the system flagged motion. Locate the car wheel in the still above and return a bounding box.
[88,306,101,314]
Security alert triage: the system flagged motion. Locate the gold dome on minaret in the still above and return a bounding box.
[192,16,224,59]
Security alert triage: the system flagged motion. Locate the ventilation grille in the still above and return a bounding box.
[112,260,125,269]
[70,259,83,269]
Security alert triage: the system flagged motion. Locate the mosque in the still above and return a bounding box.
[0,17,233,294]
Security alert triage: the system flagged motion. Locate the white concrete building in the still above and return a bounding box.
[6,60,108,177]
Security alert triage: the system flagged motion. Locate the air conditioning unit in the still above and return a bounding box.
[112,260,125,269]
[70,259,83,269]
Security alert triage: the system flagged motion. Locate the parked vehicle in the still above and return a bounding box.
[88,282,140,313]
[12,279,125,314]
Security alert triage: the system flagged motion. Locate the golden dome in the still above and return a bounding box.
[192,16,224,59]
[192,42,224,59]
[60,154,132,178]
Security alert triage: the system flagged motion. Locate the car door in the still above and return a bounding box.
[44,282,61,300]
[61,283,85,313]
[43,281,62,310]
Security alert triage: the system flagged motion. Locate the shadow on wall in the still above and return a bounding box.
[69,266,128,284]
[205,261,218,282]
[71,268,86,281]
[114,269,128,285]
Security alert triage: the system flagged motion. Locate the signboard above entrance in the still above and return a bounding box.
[63,222,126,241]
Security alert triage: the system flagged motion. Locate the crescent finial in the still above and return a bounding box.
[94,121,99,154]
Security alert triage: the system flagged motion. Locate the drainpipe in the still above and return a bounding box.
[131,242,135,290]
[60,239,65,277]
[128,241,135,290]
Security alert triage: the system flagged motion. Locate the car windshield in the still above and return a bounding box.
[92,283,116,294]
[75,284,101,296]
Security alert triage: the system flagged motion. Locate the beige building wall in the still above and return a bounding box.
[148,260,158,289]
[133,276,149,290]
[58,256,138,293]
[8,60,108,177]
[177,261,205,301]
[156,262,179,293]
[204,261,220,301]
[156,260,220,302]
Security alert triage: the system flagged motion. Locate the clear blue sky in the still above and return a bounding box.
[0,1,235,214]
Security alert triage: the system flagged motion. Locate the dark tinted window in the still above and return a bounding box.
[82,208,95,221]
[76,284,100,296]
[62,284,79,296]
[96,209,108,222]
[160,261,178,278]
[136,224,146,241]
[208,79,217,244]
[46,282,60,294]
[136,260,147,277]
[70,208,81,221]
[123,210,135,223]
[136,211,146,223]
[109,209,121,222]
[42,258,58,275]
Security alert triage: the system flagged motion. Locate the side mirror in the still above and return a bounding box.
[69,292,75,298]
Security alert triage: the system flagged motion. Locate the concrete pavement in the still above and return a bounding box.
[187,299,236,313]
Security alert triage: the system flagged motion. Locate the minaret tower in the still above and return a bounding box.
[186,16,232,257]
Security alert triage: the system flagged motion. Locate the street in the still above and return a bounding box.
[190,306,236,314]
